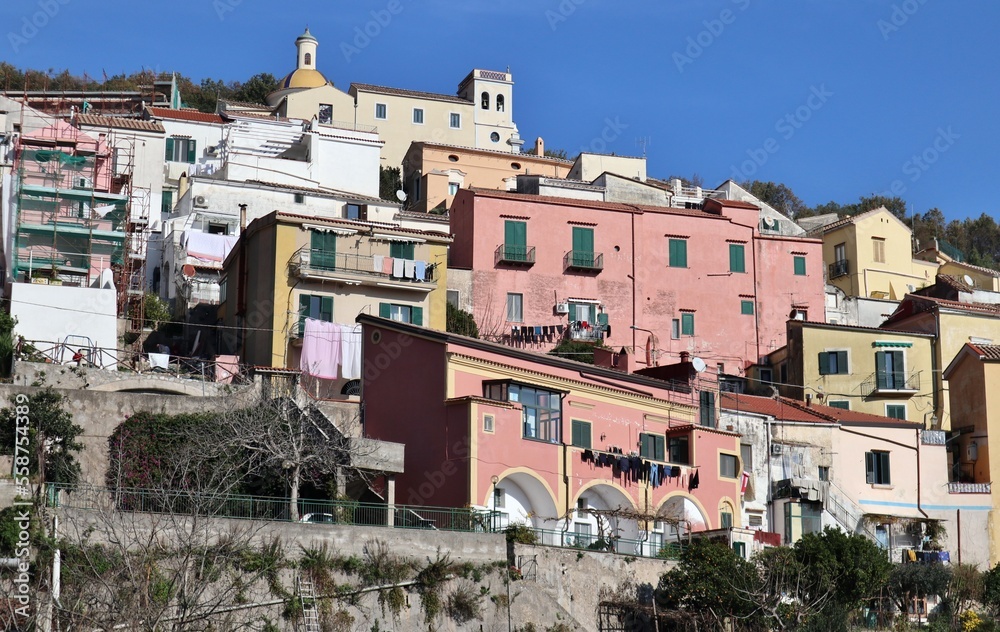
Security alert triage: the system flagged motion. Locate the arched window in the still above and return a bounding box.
[481,91,490,110]
[497,94,505,112]
[719,501,735,529]
[304,52,312,66]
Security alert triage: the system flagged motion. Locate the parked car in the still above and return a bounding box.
[299,513,335,524]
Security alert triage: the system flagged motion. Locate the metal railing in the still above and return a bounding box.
[824,480,881,544]
[294,247,436,284]
[947,482,991,494]
[829,259,849,279]
[568,323,607,342]
[564,250,603,271]
[494,244,536,266]
[47,484,500,533]
[861,370,920,396]
[522,526,685,559]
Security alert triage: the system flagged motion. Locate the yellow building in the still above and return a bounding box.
[814,207,937,300]
[264,29,522,168]
[942,342,1000,565]
[773,320,936,424]
[402,141,572,213]
[915,238,1000,292]
[220,211,450,394]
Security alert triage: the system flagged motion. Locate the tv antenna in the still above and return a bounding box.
[636,137,651,158]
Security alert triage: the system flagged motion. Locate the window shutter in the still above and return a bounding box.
[876,351,888,390]
[865,452,875,484]
[700,391,716,427]
[818,352,830,375]
[655,436,665,461]
[410,306,423,326]
[836,351,848,374]
[186,140,197,164]
[320,296,333,322]
[730,244,745,273]
[298,294,310,335]
[597,312,609,327]
[572,227,593,254]
[881,453,891,485]
[892,351,904,386]
[794,256,806,276]
[165,137,174,161]
[681,313,694,336]
[568,303,577,322]
[379,302,391,319]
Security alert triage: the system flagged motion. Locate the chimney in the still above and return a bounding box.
[679,351,690,363]
[535,136,544,157]
[177,172,190,200]
[806,393,812,407]
[238,203,248,231]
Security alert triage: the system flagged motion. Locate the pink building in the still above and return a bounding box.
[449,188,824,375]
[359,314,743,555]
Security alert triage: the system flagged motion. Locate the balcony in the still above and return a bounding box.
[860,370,920,397]
[947,482,991,494]
[567,322,607,342]
[495,244,536,267]
[829,259,849,279]
[564,250,603,272]
[291,248,437,291]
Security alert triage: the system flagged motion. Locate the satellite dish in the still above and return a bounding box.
[691,357,707,373]
[763,216,776,228]
[181,264,196,278]
[964,275,974,287]
[395,190,407,202]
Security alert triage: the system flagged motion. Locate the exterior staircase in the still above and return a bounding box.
[824,481,880,543]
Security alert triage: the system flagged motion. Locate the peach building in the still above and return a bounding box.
[449,188,825,374]
[359,315,743,554]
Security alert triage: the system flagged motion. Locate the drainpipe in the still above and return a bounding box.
[631,209,637,360]
[750,224,761,363]
[932,311,941,424]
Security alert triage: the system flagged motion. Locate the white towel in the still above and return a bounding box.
[392,258,404,278]
[373,255,384,273]
[148,353,169,369]
[404,260,416,279]
[340,324,362,379]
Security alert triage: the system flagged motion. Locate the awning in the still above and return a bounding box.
[873,341,913,348]
[302,223,357,236]
[371,232,425,243]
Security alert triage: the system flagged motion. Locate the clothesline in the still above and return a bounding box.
[300,319,362,380]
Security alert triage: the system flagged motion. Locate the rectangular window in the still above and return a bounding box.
[668,435,689,464]
[494,487,505,508]
[818,351,849,375]
[699,391,716,428]
[720,454,739,479]
[818,466,830,481]
[740,444,753,472]
[294,193,305,204]
[729,243,746,273]
[668,238,687,268]
[448,183,459,196]
[834,242,846,262]
[681,312,695,336]
[389,242,415,260]
[483,414,495,433]
[671,319,680,340]
[865,450,891,485]
[504,220,528,262]
[160,190,173,215]
[741,300,754,315]
[298,293,334,335]
[829,400,850,410]
[450,112,461,129]
[639,433,665,461]
[506,293,523,322]
[165,137,197,163]
[794,255,807,276]
[721,512,734,529]
[748,514,763,527]
[310,230,337,270]
[219,277,227,304]
[412,108,424,124]
[575,522,593,546]
[375,103,387,119]
[446,290,460,308]
[873,237,886,263]
[759,368,773,384]
[876,350,906,390]
[571,420,592,449]
[318,103,333,125]
[378,302,423,326]
[886,404,907,420]
[571,226,595,266]
[511,384,562,443]
[345,203,367,220]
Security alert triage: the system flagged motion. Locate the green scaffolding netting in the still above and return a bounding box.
[31,150,89,167]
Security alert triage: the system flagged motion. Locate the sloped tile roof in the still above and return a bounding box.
[968,343,1000,361]
[721,392,920,427]
[74,114,165,133]
[148,107,225,124]
[351,82,472,105]
[466,188,725,219]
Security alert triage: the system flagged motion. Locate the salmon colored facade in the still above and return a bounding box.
[449,189,824,373]
[359,315,742,552]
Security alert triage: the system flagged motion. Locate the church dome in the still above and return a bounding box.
[278,68,330,90]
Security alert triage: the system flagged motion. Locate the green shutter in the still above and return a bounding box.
[410,306,423,326]
[165,137,174,161]
[729,244,745,273]
[818,352,830,375]
[829,401,850,410]
[876,351,888,389]
[390,242,415,260]
[568,303,578,322]
[161,190,173,215]
[572,420,591,449]
[865,452,875,484]
[836,351,848,374]
[597,312,609,328]
[379,302,391,319]
[700,391,716,427]
[794,256,806,276]
[311,231,336,270]
[186,140,197,164]
[741,300,754,315]
[681,313,694,336]
[655,435,665,461]
[320,296,333,322]
[572,227,594,266]
[298,294,310,335]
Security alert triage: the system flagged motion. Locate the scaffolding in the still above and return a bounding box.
[10,108,145,328]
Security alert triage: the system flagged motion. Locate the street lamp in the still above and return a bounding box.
[490,475,500,530]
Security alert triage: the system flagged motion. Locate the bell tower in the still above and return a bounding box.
[296,28,318,70]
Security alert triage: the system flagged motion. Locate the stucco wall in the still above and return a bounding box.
[11,284,119,368]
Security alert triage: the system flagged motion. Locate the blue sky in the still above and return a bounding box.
[2,0,997,221]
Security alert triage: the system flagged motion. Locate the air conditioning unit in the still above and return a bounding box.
[193,195,208,208]
[555,303,569,314]
[73,177,93,189]
[771,444,783,456]
[205,145,219,156]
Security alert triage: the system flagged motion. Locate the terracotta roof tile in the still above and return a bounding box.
[147,107,225,124]
[721,392,920,426]
[73,113,165,133]
[706,198,759,210]
[350,82,472,105]
[968,343,1000,361]
[244,180,388,205]
[410,141,574,164]
[945,259,1000,278]
[466,188,726,219]
[807,207,884,235]
[786,320,935,337]
[936,274,975,293]
[905,294,1000,315]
